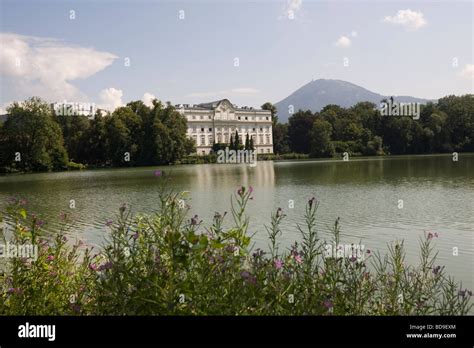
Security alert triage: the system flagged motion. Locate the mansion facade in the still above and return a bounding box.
[176,99,273,155]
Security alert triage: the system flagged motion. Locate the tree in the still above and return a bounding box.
[245,133,250,150]
[55,114,91,164]
[310,118,333,158]
[184,137,196,155]
[249,136,255,151]
[105,107,141,166]
[261,102,278,125]
[82,112,108,166]
[0,97,68,171]
[437,95,474,151]
[153,103,190,163]
[381,116,414,154]
[364,136,383,156]
[273,123,290,154]
[234,130,240,150]
[229,134,235,150]
[288,110,315,153]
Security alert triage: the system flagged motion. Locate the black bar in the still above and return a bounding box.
[0,316,473,346]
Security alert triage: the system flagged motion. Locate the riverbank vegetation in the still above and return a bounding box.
[0,185,471,315]
[271,95,474,158]
[0,95,472,173]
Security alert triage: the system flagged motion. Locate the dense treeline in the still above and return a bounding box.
[272,95,474,157]
[0,97,195,172]
[0,95,472,172]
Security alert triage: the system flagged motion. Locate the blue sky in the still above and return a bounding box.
[0,0,472,111]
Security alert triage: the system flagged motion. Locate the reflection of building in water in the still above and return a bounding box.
[176,99,273,155]
[191,161,275,189]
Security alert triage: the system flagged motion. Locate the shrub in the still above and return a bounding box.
[0,187,471,315]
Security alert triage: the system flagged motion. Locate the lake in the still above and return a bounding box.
[0,153,473,290]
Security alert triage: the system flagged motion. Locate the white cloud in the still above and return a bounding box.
[335,36,351,48]
[99,88,123,111]
[142,92,156,107]
[287,0,302,12]
[383,9,427,31]
[278,0,303,20]
[0,32,118,103]
[459,64,474,79]
[186,88,260,98]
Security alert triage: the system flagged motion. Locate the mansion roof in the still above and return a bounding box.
[175,99,269,113]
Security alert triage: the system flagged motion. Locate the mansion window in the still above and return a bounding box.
[259,135,263,144]
[266,117,269,120]
[201,128,204,132]
[209,128,212,131]
[192,116,196,120]
[200,135,205,145]
[245,117,248,120]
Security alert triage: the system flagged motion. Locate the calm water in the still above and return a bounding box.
[0,154,473,289]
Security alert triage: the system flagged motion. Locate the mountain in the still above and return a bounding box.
[274,79,433,123]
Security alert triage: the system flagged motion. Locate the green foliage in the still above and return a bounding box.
[257,153,309,161]
[55,114,91,163]
[211,142,227,153]
[0,97,193,171]
[0,201,95,315]
[272,123,290,154]
[437,95,474,152]
[1,188,472,315]
[310,118,334,158]
[0,97,69,172]
[233,130,241,150]
[261,102,278,125]
[67,161,86,170]
[288,110,315,154]
[280,95,473,158]
[178,154,217,164]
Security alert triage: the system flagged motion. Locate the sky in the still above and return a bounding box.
[0,0,473,112]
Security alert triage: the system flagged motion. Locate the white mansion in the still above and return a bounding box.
[176,99,273,155]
